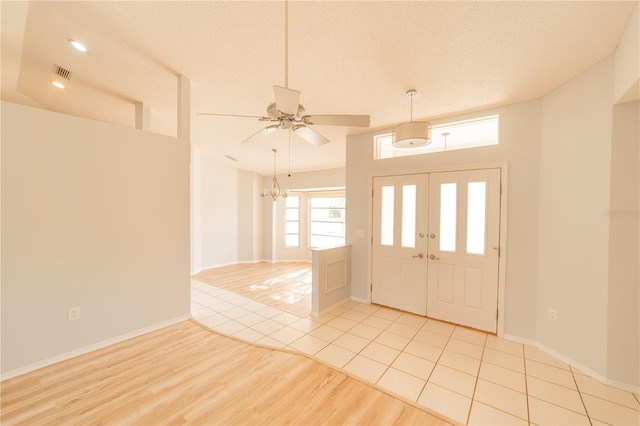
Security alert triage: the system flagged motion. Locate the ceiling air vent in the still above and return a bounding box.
[54,65,72,80]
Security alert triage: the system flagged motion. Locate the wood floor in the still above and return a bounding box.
[192,262,312,317]
[0,320,450,425]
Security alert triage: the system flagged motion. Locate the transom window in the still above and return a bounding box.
[375,114,499,160]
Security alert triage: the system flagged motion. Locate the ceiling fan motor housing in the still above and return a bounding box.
[267,102,305,120]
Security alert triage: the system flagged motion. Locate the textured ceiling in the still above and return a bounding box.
[1,1,636,175]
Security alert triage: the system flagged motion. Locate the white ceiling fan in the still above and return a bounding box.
[198,1,370,146]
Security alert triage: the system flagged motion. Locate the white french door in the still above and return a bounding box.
[371,174,428,315]
[426,169,501,333]
[371,168,502,332]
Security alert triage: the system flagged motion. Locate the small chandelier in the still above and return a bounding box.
[262,148,287,201]
[392,89,432,148]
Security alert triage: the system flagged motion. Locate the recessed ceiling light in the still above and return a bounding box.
[51,81,65,89]
[69,39,87,52]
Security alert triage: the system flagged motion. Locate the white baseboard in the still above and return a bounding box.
[1,314,190,382]
[503,333,640,394]
[350,295,370,304]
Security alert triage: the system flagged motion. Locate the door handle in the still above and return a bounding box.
[429,254,440,260]
[413,253,424,259]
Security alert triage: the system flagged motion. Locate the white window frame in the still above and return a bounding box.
[308,191,346,249]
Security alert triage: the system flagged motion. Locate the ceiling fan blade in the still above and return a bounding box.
[303,114,370,127]
[198,112,269,120]
[241,125,279,144]
[273,85,301,115]
[293,126,330,147]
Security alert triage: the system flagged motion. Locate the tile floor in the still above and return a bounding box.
[191,280,640,425]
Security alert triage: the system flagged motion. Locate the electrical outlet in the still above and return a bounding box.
[68,306,80,321]
[355,230,365,239]
[547,307,557,322]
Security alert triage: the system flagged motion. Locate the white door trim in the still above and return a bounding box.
[366,162,508,337]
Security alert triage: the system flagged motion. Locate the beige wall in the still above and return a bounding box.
[1,102,191,376]
[538,55,614,378]
[607,101,639,386]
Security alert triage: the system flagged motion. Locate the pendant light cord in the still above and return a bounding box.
[284,0,288,88]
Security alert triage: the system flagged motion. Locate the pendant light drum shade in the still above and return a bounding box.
[392,121,432,147]
[392,89,432,148]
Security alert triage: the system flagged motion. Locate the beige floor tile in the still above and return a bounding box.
[474,378,528,420]
[374,330,411,350]
[372,307,403,321]
[325,316,358,332]
[485,335,524,357]
[526,359,576,389]
[223,306,251,319]
[315,344,356,369]
[404,339,444,362]
[339,300,359,309]
[524,345,570,370]
[528,396,590,425]
[232,327,264,343]
[255,335,287,349]
[338,309,369,323]
[428,364,477,397]
[413,329,450,347]
[351,303,380,315]
[349,323,383,340]
[377,367,426,402]
[361,315,393,330]
[478,361,526,393]
[327,305,349,316]
[445,338,484,359]
[581,394,640,425]
[396,312,428,328]
[343,354,388,384]
[483,347,525,373]
[271,311,301,325]
[214,320,247,335]
[235,312,268,327]
[250,318,285,335]
[451,327,487,346]
[333,332,370,353]
[417,382,471,425]
[468,401,528,425]
[527,375,586,414]
[255,305,285,318]
[574,373,640,410]
[288,317,322,333]
[423,319,456,336]
[386,321,420,338]
[361,341,400,365]
[439,350,481,376]
[310,312,336,324]
[269,326,306,345]
[308,324,344,343]
[198,313,231,328]
[287,334,329,355]
[391,352,435,379]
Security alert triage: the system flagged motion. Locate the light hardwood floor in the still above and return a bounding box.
[193,262,312,317]
[0,320,450,425]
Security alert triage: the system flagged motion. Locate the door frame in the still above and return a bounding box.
[366,162,509,337]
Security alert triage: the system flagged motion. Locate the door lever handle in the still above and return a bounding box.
[413,253,424,259]
[429,254,440,260]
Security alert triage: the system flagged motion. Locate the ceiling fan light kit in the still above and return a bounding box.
[392,89,432,148]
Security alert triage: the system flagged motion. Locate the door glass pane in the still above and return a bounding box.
[467,181,487,254]
[401,185,416,248]
[440,183,457,252]
[381,186,394,246]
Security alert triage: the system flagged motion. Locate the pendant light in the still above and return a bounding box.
[392,90,432,148]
